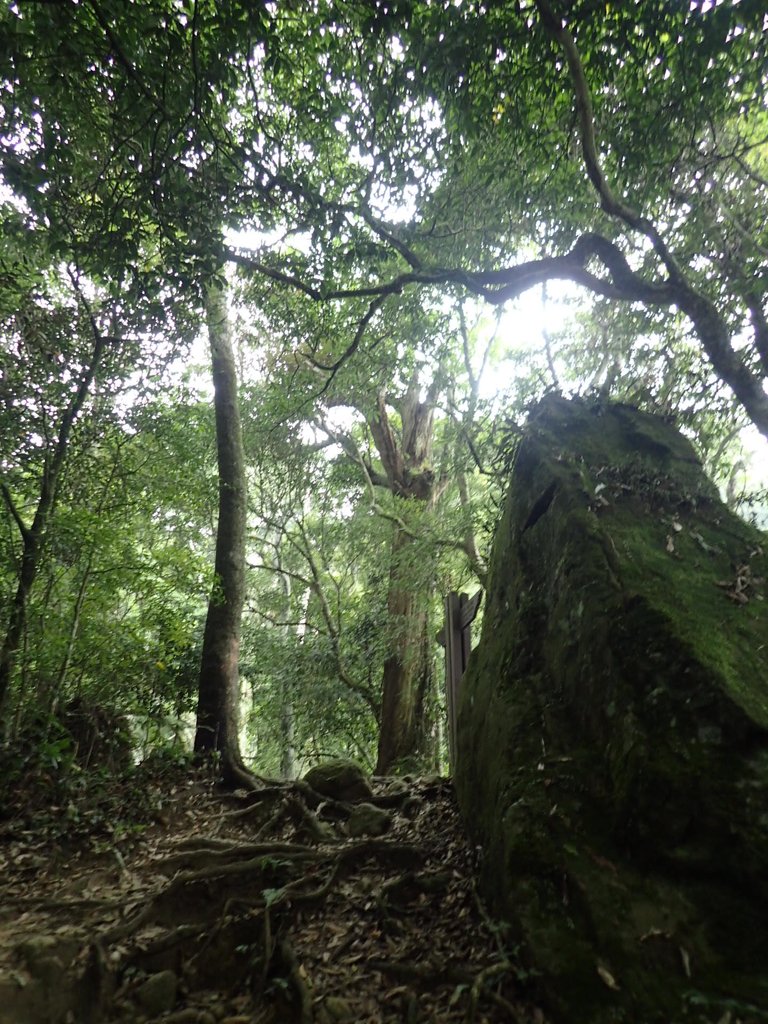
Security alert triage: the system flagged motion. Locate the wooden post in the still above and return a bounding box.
[444,592,462,768]
[438,590,482,771]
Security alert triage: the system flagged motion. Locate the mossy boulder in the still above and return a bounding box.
[455,395,768,1023]
[346,802,392,837]
[303,759,373,802]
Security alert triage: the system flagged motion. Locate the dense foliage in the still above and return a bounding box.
[0,0,766,776]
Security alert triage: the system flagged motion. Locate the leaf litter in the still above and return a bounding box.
[0,761,546,1023]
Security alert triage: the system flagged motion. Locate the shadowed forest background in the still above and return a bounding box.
[1,0,767,782]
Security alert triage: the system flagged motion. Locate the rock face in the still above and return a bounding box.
[455,396,768,1023]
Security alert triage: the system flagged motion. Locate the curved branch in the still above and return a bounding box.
[673,285,768,437]
[307,293,388,378]
[0,482,30,543]
[229,216,768,436]
[535,0,641,228]
[228,232,674,309]
[358,206,423,270]
[534,0,684,281]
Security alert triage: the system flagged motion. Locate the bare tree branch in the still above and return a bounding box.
[0,483,31,543]
[293,521,380,721]
[227,231,675,310]
[358,206,423,271]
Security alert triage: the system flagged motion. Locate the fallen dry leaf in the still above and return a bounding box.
[597,963,620,991]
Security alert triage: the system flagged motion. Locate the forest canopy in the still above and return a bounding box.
[1,0,767,779]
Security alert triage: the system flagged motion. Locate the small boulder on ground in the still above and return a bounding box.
[303,759,373,802]
[346,802,392,837]
[135,969,178,1016]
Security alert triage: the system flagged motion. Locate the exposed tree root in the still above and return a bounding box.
[158,839,324,873]
[280,937,314,1024]
[0,772,542,1023]
[223,785,288,818]
[96,833,425,955]
[468,962,524,1023]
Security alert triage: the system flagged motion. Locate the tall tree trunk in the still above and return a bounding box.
[369,376,443,774]
[0,321,106,724]
[376,525,433,773]
[193,276,251,787]
[0,528,43,729]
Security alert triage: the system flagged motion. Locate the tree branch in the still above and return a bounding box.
[228,232,675,311]
[358,206,423,270]
[534,0,641,228]
[0,482,31,543]
[247,560,313,590]
[534,0,684,281]
[306,293,389,383]
[86,0,167,114]
[293,521,380,722]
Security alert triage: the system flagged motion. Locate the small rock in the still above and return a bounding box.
[381,779,410,804]
[135,970,178,1016]
[323,996,355,1021]
[347,801,392,837]
[304,759,373,802]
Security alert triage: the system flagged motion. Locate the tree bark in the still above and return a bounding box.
[0,528,42,731]
[277,563,301,780]
[370,375,440,774]
[376,524,433,773]
[193,276,251,787]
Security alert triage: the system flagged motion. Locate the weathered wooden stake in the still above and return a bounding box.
[437,590,482,769]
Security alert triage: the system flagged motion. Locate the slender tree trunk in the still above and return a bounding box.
[279,688,297,779]
[50,559,92,712]
[0,529,42,724]
[0,323,106,723]
[277,568,301,780]
[48,460,119,715]
[193,275,251,787]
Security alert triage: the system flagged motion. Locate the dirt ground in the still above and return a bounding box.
[0,762,547,1024]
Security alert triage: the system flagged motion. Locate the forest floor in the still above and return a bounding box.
[0,759,548,1024]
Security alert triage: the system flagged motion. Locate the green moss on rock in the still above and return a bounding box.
[456,396,768,1023]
